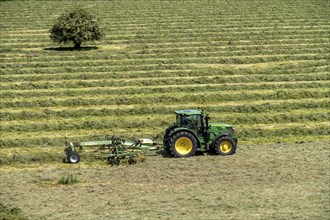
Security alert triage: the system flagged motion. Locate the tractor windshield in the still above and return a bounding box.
[177,114,202,132]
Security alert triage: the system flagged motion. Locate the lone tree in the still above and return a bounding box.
[50,8,103,49]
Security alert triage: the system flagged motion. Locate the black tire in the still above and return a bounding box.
[163,124,178,147]
[108,157,115,166]
[213,136,236,156]
[128,156,137,165]
[169,131,197,158]
[114,157,120,166]
[67,152,80,163]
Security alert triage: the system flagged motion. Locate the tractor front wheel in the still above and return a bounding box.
[213,136,236,156]
[169,131,197,158]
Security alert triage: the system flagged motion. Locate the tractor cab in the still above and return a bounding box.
[175,110,204,135]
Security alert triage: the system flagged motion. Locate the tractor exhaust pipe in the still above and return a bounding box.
[204,114,210,148]
[205,114,209,129]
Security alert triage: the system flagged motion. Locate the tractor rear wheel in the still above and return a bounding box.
[169,131,197,157]
[213,136,236,156]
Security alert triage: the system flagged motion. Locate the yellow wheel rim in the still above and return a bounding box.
[175,137,193,155]
[219,141,232,153]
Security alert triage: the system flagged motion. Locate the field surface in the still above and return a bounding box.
[0,0,329,219]
[1,142,329,220]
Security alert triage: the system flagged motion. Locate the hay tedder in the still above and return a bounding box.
[63,109,238,165]
[63,135,159,165]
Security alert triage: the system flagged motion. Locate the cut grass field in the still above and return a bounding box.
[1,0,329,148]
[0,0,329,219]
[1,142,329,219]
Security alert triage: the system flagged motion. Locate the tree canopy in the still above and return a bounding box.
[50,8,103,49]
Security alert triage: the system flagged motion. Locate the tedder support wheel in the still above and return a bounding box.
[128,156,137,165]
[108,157,120,166]
[67,152,80,163]
[169,131,197,157]
[213,136,236,156]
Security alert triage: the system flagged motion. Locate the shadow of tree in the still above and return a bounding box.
[44,46,99,51]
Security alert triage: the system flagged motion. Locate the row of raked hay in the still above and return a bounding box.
[0,0,329,151]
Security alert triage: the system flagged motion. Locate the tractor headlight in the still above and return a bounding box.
[227,127,235,136]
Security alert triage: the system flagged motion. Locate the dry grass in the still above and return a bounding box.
[0,142,329,219]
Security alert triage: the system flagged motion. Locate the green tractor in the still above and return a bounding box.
[163,109,237,157]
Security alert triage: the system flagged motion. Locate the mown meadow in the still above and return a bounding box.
[0,0,329,219]
[1,0,329,152]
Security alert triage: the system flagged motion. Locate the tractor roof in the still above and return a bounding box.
[174,109,203,115]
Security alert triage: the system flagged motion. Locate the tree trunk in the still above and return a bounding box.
[74,42,81,49]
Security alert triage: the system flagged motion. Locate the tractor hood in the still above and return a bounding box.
[209,122,234,128]
[209,122,236,136]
